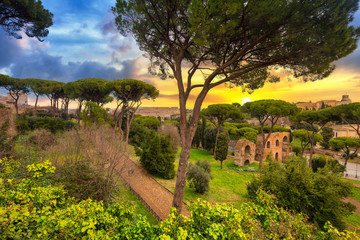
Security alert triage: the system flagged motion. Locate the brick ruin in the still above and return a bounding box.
[234,132,291,166]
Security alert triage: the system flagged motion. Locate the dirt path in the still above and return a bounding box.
[116,157,190,220]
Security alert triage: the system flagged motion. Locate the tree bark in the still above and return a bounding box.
[34,95,39,114]
[172,71,209,212]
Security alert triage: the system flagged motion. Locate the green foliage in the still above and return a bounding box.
[331,103,360,137]
[16,114,76,134]
[312,155,346,174]
[129,120,150,151]
[292,129,323,155]
[0,0,53,41]
[203,126,227,152]
[223,122,259,141]
[134,115,160,130]
[140,131,175,179]
[329,137,360,166]
[254,125,290,133]
[248,155,355,231]
[73,78,113,104]
[81,101,112,127]
[51,161,116,202]
[320,127,334,149]
[0,120,13,158]
[215,132,228,169]
[1,158,358,239]
[202,104,243,126]
[187,160,212,194]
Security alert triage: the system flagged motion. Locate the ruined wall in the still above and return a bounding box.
[256,132,291,162]
[234,139,256,166]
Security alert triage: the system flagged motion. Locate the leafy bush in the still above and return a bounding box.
[247,155,355,231]
[51,160,116,202]
[81,101,112,126]
[311,155,346,174]
[134,115,161,130]
[140,130,175,179]
[1,158,359,239]
[16,115,76,134]
[187,160,213,194]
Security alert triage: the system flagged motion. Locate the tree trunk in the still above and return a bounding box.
[15,98,19,115]
[172,72,209,212]
[34,95,39,114]
[221,160,223,169]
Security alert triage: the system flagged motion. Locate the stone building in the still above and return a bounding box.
[257,132,291,162]
[234,139,256,166]
[233,132,291,166]
[295,95,352,111]
[331,124,359,138]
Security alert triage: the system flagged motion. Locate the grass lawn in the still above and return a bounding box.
[346,213,360,230]
[154,148,257,209]
[113,181,158,224]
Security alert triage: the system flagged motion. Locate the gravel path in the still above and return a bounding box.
[116,157,190,220]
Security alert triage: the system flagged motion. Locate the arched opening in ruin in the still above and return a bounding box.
[275,152,279,160]
[267,141,270,148]
[244,160,250,165]
[276,140,279,147]
[283,136,288,143]
[245,145,251,154]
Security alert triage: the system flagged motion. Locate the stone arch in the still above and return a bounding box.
[276,139,279,146]
[275,152,279,160]
[244,160,250,165]
[245,145,251,154]
[267,141,270,148]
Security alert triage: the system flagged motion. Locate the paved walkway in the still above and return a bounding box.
[115,157,190,220]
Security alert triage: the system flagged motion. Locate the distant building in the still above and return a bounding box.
[0,92,28,107]
[136,107,179,121]
[295,95,352,111]
[331,124,359,138]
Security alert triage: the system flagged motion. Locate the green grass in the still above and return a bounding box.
[345,213,360,230]
[113,181,158,225]
[155,148,257,209]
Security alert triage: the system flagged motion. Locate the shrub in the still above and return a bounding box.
[215,132,229,169]
[51,160,116,202]
[16,115,76,134]
[81,102,112,127]
[140,130,175,179]
[1,159,359,239]
[187,160,212,194]
[312,155,345,174]
[247,155,355,231]
[28,129,56,150]
[203,126,227,152]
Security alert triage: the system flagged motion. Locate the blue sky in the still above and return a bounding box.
[1,1,360,107]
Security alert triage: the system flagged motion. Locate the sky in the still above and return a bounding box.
[1,0,360,109]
